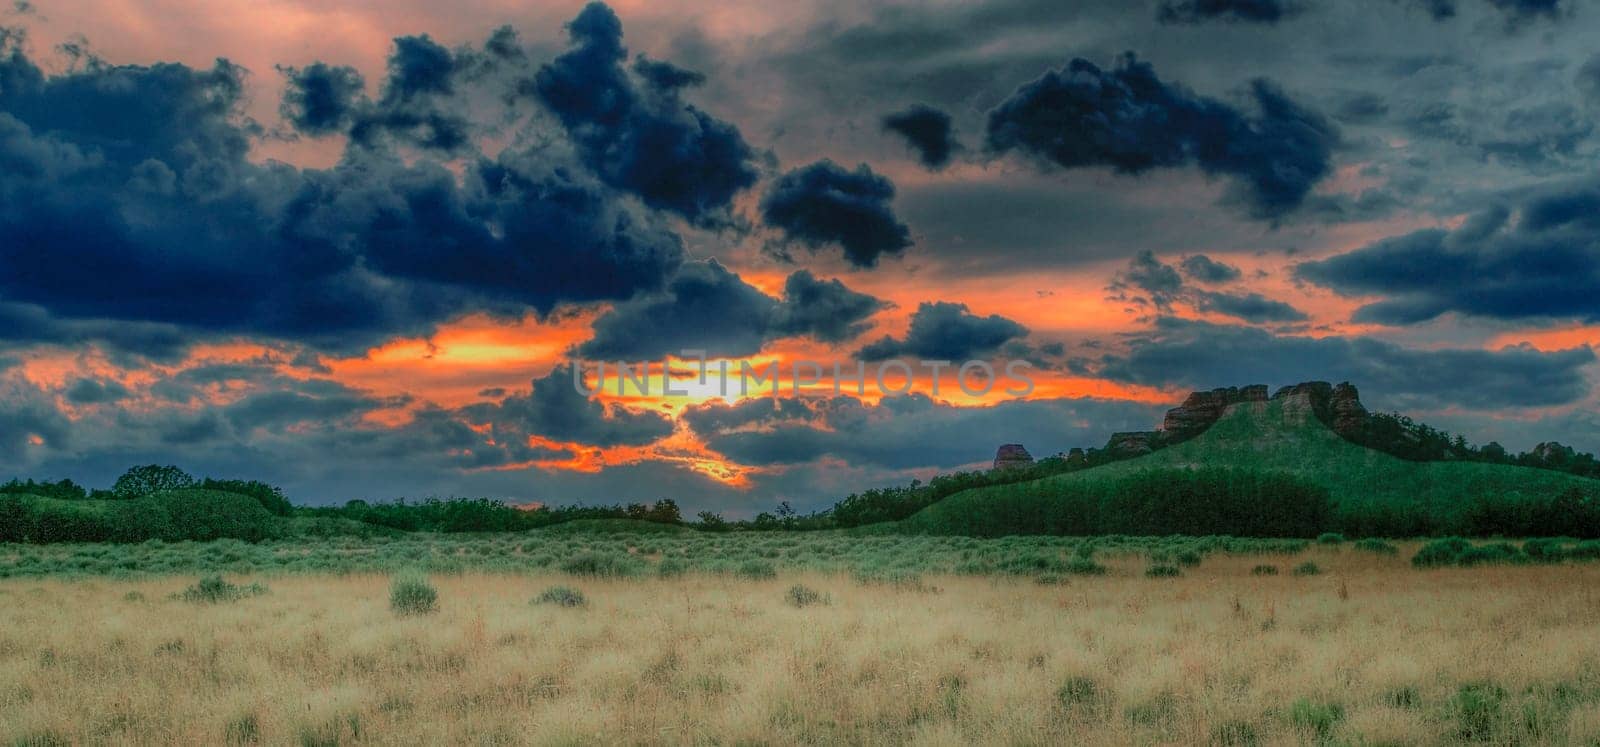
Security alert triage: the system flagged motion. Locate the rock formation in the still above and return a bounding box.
[993,444,1034,470]
[1106,431,1159,456]
[1161,385,1269,438]
[990,380,1371,468]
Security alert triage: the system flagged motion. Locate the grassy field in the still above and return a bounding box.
[5,539,1600,744]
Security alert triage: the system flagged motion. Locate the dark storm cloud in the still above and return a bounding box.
[984,53,1338,220]
[856,302,1028,361]
[64,377,130,405]
[223,379,404,434]
[1180,254,1244,284]
[685,393,1164,470]
[0,24,686,353]
[0,374,69,463]
[463,364,674,448]
[577,262,884,360]
[1194,291,1309,323]
[1294,183,1600,325]
[761,160,912,268]
[0,302,190,362]
[1098,318,1595,409]
[768,270,885,344]
[882,104,958,169]
[532,2,760,226]
[1575,55,1600,104]
[1157,0,1298,25]
[1109,251,1308,323]
[277,62,365,136]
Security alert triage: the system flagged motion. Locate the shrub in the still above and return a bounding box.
[1289,699,1344,738]
[1064,557,1107,575]
[1145,564,1181,578]
[559,551,644,577]
[1352,538,1398,555]
[1570,540,1600,561]
[735,559,777,580]
[785,584,828,607]
[1457,542,1526,567]
[389,574,438,616]
[1056,676,1103,708]
[1176,550,1202,567]
[1412,537,1471,568]
[1250,564,1279,576]
[1316,532,1346,545]
[656,557,689,577]
[177,575,267,603]
[532,586,587,608]
[1291,561,1322,576]
[1522,538,1566,563]
[1211,720,1259,747]
[1454,682,1506,740]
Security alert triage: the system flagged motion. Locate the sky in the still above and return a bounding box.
[1,0,1599,515]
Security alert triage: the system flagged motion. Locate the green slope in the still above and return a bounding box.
[902,395,1600,535]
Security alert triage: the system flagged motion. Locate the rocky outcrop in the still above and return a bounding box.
[1162,385,1270,439]
[993,444,1034,470]
[1106,431,1160,456]
[1329,382,1368,439]
[993,380,1371,468]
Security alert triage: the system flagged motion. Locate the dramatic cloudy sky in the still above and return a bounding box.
[2,0,1598,513]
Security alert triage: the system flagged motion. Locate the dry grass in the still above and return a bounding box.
[3,545,1600,744]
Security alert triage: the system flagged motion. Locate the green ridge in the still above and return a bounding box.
[901,396,1600,534]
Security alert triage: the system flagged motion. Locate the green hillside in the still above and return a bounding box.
[0,490,285,543]
[902,395,1600,536]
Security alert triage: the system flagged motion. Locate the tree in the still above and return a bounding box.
[111,465,196,500]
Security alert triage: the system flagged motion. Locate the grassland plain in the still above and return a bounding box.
[5,539,1600,744]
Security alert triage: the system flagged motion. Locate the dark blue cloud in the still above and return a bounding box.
[462,364,674,448]
[985,53,1337,220]
[857,301,1027,361]
[532,2,759,226]
[768,270,885,343]
[1181,254,1243,284]
[576,263,884,360]
[65,377,130,405]
[882,104,958,169]
[1157,0,1296,24]
[1195,291,1309,323]
[1294,185,1600,325]
[1098,318,1595,410]
[761,159,912,268]
[278,62,365,136]
[0,32,685,353]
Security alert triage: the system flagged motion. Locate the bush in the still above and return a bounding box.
[1412,537,1472,568]
[1056,676,1103,709]
[1457,542,1527,567]
[1454,682,1506,740]
[1570,540,1600,561]
[559,551,645,577]
[1352,538,1398,555]
[1522,538,1566,563]
[1289,699,1344,738]
[1291,561,1322,576]
[532,586,587,608]
[785,584,828,607]
[735,559,777,580]
[1176,550,1203,567]
[1144,564,1181,578]
[1316,532,1346,545]
[1250,564,1279,576]
[389,574,438,616]
[177,575,267,603]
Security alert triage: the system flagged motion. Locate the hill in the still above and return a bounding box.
[902,388,1600,537]
[0,489,285,543]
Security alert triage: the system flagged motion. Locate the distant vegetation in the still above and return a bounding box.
[4,392,1600,544]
